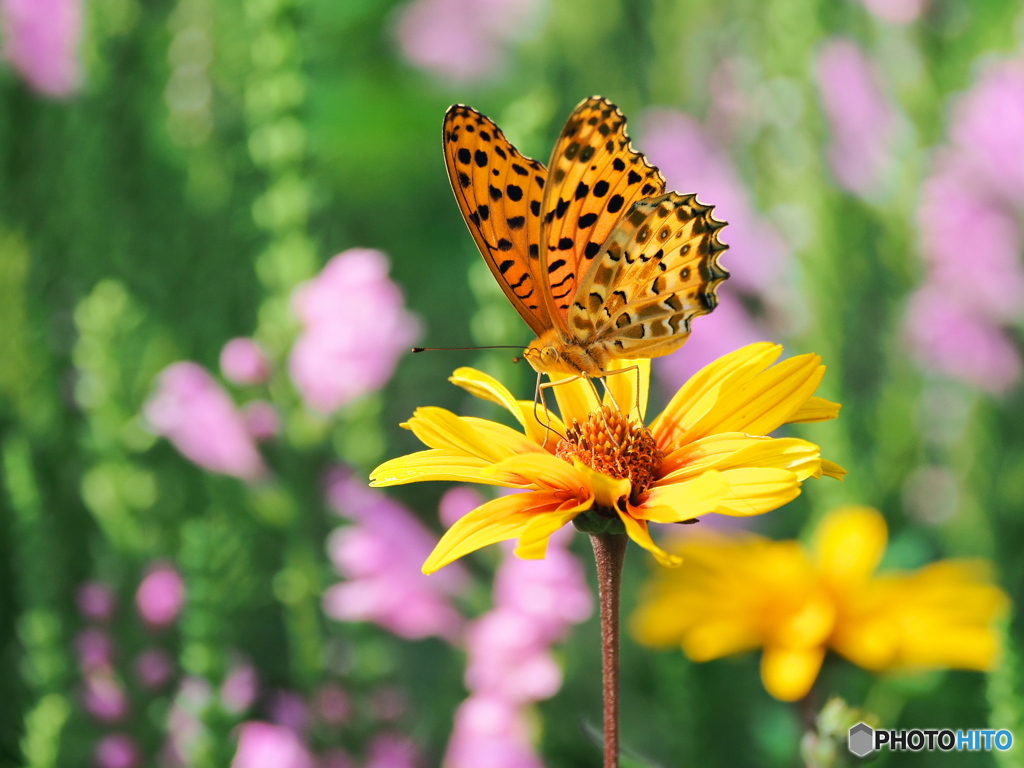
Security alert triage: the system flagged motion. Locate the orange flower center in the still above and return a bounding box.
[555,405,664,497]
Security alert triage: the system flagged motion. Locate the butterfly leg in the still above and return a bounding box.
[599,365,642,422]
[534,374,568,447]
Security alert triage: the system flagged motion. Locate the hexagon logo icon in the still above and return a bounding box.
[848,722,874,757]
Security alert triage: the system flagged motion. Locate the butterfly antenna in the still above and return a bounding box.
[411,346,523,353]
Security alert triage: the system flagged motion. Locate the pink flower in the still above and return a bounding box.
[364,733,419,768]
[370,686,406,722]
[231,722,315,768]
[75,628,115,673]
[133,648,175,690]
[82,671,129,723]
[76,581,117,622]
[136,563,186,629]
[242,401,281,441]
[904,288,1021,393]
[905,56,1024,392]
[916,164,1024,323]
[221,338,272,386]
[94,734,139,768]
[0,0,82,97]
[948,59,1024,206]
[145,362,266,480]
[438,485,486,528]
[164,677,212,767]
[445,696,542,768]
[492,546,592,641]
[464,609,563,702]
[313,683,351,726]
[393,0,542,84]
[319,749,355,768]
[322,469,466,642]
[858,0,927,24]
[222,657,259,714]
[815,39,899,196]
[288,249,420,414]
[268,690,310,735]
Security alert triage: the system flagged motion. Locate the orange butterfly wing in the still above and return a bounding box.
[539,97,667,323]
[443,105,550,337]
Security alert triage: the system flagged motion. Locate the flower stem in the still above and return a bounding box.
[591,531,628,768]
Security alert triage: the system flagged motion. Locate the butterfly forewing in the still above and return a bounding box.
[443,105,550,336]
[540,97,667,318]
[568,193,729,357]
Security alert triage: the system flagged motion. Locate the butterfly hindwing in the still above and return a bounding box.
[539,97,667,320]
[568,193,729,357]
[443,105,550,336]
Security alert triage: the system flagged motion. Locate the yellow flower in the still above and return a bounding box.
[631,506,1011,702]
[371,342,844,574]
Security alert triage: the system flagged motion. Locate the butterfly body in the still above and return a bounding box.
[444,97,729,378]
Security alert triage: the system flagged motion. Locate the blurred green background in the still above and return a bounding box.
[1,0,1023,765]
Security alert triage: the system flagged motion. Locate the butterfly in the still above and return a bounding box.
[443,96,729,379]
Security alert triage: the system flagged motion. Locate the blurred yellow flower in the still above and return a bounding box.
[371,342,844,574]
[631,506,1011,701]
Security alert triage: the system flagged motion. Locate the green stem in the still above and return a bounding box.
[590,531,628,768]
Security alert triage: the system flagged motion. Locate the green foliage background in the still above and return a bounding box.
[1,0,1023,766]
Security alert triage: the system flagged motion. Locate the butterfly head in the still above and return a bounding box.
[523,330,605,377]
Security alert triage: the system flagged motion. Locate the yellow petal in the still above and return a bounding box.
[686,353,826,440]
[602,358,650,423]
[789,396,842,423]
[484,453,590,494]
[570,460,632,512]
[760,645,826,702]
[680,618,763,661]
[713,467,803,517]
[617,513,683,567]
[404,407,518,462]
[516,399,567,451]
[449,367,527,428]
[514,501,591,559]
[423,490,576,573]
[661,435,822,483]
[651,343,783,447]
[463,416,547,456]
[820,459,847,480]
[370,450,500,486]
[631,470,728,523]
[548,373,601,426]
[812,506,887,587]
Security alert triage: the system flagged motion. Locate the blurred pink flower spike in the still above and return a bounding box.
[82,670,129,723]
[136,562,186,630]
[444,511,592,767]
[76,580,117,622]
[0,0,82,98]
[230,722,315,768]
[323,469,466,642]
[445,695,543,768]
[364,733,420,768]
[145,362,267,480]
[221,338,272,386]
[133,648,175,690]
[904,288,1021,394]
[394,0,543,84]
[94,734,140,768]
[221,657,259,714]
[289,249,421,414]
[75,627,115,673]
[815,38,899,197]
[242,401,281,442]
[858,0,927,24]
